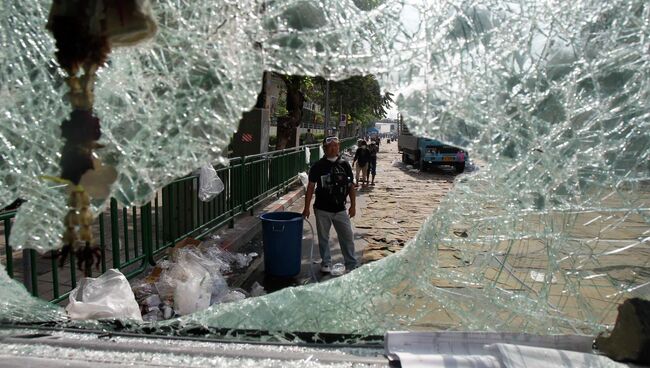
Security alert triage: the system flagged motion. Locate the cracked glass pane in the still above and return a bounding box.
[1,0,649,339]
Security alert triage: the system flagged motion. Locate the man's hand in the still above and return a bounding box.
[348,206,356,218]
[302,207,310,218]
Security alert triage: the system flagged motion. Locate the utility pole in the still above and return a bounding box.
[324,80,330,136]
[339,94,343,137]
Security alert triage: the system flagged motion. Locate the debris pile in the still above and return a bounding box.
[132,237,263,322]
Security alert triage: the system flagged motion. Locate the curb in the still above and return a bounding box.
[218,186,306,252]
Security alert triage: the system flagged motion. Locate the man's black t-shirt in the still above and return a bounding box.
[354,147,371,165]
[308,156,354,213]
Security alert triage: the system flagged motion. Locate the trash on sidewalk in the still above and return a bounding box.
[132,237,261,321]
[168,237,201,261]
[250,281,266,297]
[66,269,143,321]
[198,164,225,202]
[298,172,308,189]
[330,263,346,276]
[173,255,212,315]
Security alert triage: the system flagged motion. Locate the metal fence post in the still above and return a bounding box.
[110,198,121,269]
[142,203,155,266]
[240,156,247,212]
[22,249,33,295]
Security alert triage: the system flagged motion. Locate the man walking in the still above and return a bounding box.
[302,136,358,273]
[368,141,378,185]
[304,128,316,144]
[352,140,371,187]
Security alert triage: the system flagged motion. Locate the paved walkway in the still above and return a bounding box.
[238,141,460,291]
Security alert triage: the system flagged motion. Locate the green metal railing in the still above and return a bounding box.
[0,137,356,303]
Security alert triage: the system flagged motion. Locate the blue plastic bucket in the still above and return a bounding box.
[259,211,304,277]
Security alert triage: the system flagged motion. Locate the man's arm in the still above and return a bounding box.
[302,182,315,218]
[348,183,356,218]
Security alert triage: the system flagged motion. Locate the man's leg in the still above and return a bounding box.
[314,209,333,267]
[355,164,361,186]
[331,211,358,270]
[362,164,369,186]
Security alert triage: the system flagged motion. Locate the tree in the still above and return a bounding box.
[275,75,305,149]
[265,73,392,149]
[312,75,393,129]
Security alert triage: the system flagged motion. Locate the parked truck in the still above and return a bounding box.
[397,121,468,173]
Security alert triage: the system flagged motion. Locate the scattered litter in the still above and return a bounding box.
[162,304,174,319]
[405,165,413,169]
[142,307,161,322]
[330,263,346,276]
[409,168,420,173]
[174,266,212,315]
[529,270,558,283]
[132,237,262,321]
[250,282,267,297]
[198,164,225,201]
[218,290,247,303]
[168,237,201,261]
[209,274,229,305]
[143,294,161,308]
[67,269,142,321]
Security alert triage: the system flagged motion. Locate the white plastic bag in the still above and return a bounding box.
[171,256,213,315]
[198,164,225,202]
[66,269,142,321]
[330,263,346,276]
[298,172,309,189]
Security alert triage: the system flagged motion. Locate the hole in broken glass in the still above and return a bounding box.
[0,0,648,346]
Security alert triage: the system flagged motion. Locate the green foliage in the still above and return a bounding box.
[309,75,393,125]
[299,132,325,145]
[272,73,393,129]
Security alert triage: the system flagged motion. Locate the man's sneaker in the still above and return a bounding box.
[320,264,332,273]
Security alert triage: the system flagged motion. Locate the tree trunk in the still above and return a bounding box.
[276,76,304,149]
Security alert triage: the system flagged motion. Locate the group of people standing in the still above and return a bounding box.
[352,137,380,187]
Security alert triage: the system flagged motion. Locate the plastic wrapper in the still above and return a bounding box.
[330,263,346,277]
[198,165,225,202]
[172,257,213,315]
[66,269,142,321]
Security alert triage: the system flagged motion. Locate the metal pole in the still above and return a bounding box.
[339,95,343,137]
[22,249,32,294]
[324,80,330,135]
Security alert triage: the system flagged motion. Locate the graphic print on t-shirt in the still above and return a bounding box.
[320,164,349,207]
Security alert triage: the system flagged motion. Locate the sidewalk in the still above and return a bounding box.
[230,140,460,293]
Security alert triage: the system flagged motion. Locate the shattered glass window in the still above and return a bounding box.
[1,0,649,339]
